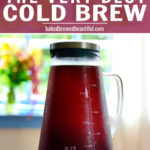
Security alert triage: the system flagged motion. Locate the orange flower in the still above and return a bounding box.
[19,54,34,69]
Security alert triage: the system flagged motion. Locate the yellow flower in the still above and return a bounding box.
[0,43,10,68]
[1,43,9,50]
[0,43,10,55]
[0,54,10,69]
[29,48,43,66]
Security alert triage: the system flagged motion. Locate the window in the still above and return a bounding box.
[0,34,113,117]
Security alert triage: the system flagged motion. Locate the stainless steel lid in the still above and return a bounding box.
[50,42,100,58]
[50,42,100,51]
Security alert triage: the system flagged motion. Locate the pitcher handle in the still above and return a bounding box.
[103,73,123,137]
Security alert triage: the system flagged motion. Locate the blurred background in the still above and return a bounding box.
[0,34,150,150]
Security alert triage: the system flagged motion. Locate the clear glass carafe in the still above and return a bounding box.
[38,42,123,150]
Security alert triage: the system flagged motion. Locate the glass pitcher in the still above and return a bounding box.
[38,42,123,150]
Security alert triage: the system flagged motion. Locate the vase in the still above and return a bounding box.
[5,86,16,114]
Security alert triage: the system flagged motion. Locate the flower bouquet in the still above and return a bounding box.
[0,43,42,114]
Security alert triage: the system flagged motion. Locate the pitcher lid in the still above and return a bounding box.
[50,42,100,51]
[50,42,100,58]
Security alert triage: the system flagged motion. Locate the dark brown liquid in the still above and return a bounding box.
[39,66,113,150]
